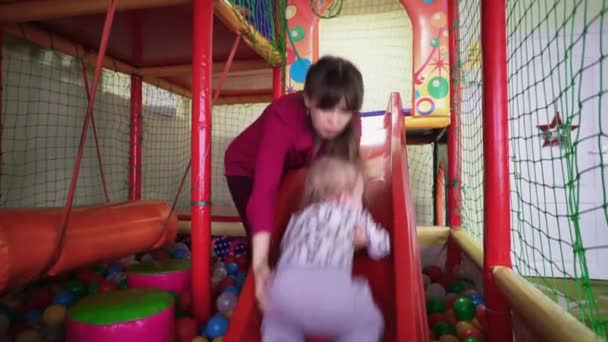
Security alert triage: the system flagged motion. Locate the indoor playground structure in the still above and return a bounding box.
[0,0,607,341]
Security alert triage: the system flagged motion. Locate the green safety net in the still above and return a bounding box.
[507,0,607,336]
[227,0,287,65]
[453,0,608,336]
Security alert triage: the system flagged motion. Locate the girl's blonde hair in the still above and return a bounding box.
[302,156,365,206]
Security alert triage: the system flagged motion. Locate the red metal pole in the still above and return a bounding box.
[273,67,282,99]
[129,74,142,201]
[0,27,3,202]
[192,0,213,323]
[446,0,462,272]
[481,0,513,340]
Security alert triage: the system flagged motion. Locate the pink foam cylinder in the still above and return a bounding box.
[66,306,174,342]
[127,269,191,292]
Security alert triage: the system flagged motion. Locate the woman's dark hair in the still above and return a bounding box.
[303,56,363,162]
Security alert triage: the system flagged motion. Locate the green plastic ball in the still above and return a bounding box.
[453,297,477,321]
[426,298,446,314]
[64,280,87,298]
[432,321,457,337]
[447,280,466,294]
[463,338,482,342]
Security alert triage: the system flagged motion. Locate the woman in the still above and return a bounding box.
[224,55,364,309]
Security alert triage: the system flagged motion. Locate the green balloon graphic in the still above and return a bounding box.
[427,76,449,99]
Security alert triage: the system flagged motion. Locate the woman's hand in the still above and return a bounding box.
[252,232,272,311]
[253,263,272,312]
[354,225,368,250]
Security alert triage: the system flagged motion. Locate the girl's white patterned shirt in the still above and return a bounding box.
[278,202,391,272]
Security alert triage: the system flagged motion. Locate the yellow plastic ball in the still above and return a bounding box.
[212,337,223,342]
[192,337,208,342]
[455,321,473,335]
[43,304,67,327]
[439,335,459,342]
[16,330,43,342]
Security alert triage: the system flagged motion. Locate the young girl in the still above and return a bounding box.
[224,56,364,308]
[262,157,391,342]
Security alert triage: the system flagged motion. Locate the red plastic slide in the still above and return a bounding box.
[0,200,178,294]
[224,93,429,341]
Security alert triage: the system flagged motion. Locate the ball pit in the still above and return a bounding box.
[424,264,487,342]
[0,234,249,342]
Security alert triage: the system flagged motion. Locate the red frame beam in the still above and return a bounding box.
[481,0,513,340]
[446,0,462,271]
[191,0,213,323]
[0,27,3,201]
[129,75,143,201]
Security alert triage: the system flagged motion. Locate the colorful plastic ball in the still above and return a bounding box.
[439,335,459,342]
[212,337,223,342]
[175,317,198,342]
[173,249,190,260]
[226,262,239,276]
[460,326,483,339]
[92,264,107,276]
[88,281,100,295]
[431,321,457,338]
[444,293,459,309]
[212,266,228,280]
[453,297,477,321]
[222,286,239,295]
[29,287,54,309]
[106,263,124,276]
[444,309,458,326]
[141,254,155,264]
[216,292,237,315]
[471,297,484,307]
[154,250,169,260]
[23,309,42,326]
[446,280,466,294]
[455,321,473,335]
[426,283,446,300]
[38,325,64,342]
[462,338,482,342]
[15,329,43,342]
[203,314,229,339]
[192,337,209,342]
[42,305,66,327]
[52,290,75,307]
[475,305,486,326]
[98,280,117,293]
[64,280,87,298]
[0,313,9,335]
[422,274,431,289]
[427,313,446,328]
[426,298,446,314]
[423,266,443,283]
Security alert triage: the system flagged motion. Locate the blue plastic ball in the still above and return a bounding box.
[23,309,42,326]
[203,314,229,339]
[53,290,76,307]
[226,262,239,276]
[223,286,239,295]
[106,264,123,277]
[173,249,189,260]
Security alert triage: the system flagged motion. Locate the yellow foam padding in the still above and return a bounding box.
[404,116,451,130]
[493,266,601,341]
[417,226,450,246]
[179,221,246,236]
[450,229,483,268]
[180,222,450,245]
